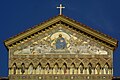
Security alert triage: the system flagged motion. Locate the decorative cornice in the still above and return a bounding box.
[4,15,118,50]
[0,77,8,80]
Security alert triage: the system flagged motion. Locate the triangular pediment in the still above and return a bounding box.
[4,15,118,51]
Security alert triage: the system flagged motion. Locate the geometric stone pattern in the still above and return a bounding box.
[9,54,112,69]
[9,74,112,80]
[9,54,112,80]
[4,15,118,80]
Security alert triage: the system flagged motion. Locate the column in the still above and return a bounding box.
[9,68,11,74]
[11,68,13,74]
[25,68,27,74]
[74,68,77,74]
[17,68,20,74]
[93,68,95,74]
[84,68,87,74]
[58,69,61,74]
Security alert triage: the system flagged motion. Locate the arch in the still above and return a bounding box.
[29,62,33,66]
[37,63,42,67]
[95,63,101,74]
[79,63,84,74]
[88,63,92,74]
[63,63,67,68]
[21,63,25,74]
[46,63,50,67]
[53,63,59,74]
[104,63,109,74]
[70,63,76,74]
[80,63,84,67]
[36,63,42,74]
[11,62,18,68]
[28,63,34,74]
[62,63,67,74]
[12,63,17,67]
[96,63,101,67]
[54,63,59,67]
[45,63,50,74]
[88,63,92,67]
[71,63,75,67]
[12,63,17,74]
[28,63,34,69]
[104,63,109,68]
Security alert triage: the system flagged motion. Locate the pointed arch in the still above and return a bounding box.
[28,63,34,74]
[53,63,59,74]
[12,63,17,74]
[88,63,92,67]
[71,63,75,67]
[105,63,109,67]
[45,63,50,74]
[70,63,76,74]
[62,63,67,74]
[88,63,92,74]
[46,63,50,67]
[36,63,42,74]
[12,63,17,68]
[96,63,101,67]
[63,62,67,68]
[80,62,84,67]
[104,62,109,74]
[79,62,84,74]
[95,63,101,74]
[54,63,59,67]
[38,63,42,67]
[21,63,25,74]
[28,63,34,70]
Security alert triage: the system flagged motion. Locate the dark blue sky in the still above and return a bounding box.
[0,0,120,77]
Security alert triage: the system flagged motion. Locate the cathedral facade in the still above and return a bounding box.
[4,15,118,80]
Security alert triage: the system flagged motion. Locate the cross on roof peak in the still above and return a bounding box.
[57,4,65,15]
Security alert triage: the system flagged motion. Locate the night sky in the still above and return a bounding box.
[0,0,120,77]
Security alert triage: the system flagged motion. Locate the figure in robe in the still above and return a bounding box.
[21,64,25,74]
[63,65,67,74]
[96,64,100,74]
[71,64,75,74]
[54,64,58,74]
[88,64,92,74]
[46,64,50,74]
[104,64,109,74]
[37,65,42,74]
[79,64,84,74]
[56,34,66,49]
[29,64,33,74]
[13,64,17,74]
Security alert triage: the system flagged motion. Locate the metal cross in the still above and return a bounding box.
[57,4,65,15]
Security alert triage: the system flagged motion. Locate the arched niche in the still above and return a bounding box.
[62,63,67,74]
[95,63,101,74]
[53,63,59,74]
[87,63,92,74]
[70,63,76,74]
[10,63,17,74]
[28,63,34,74]
[21,63,25,74]
[45,63,50,74]
[36,63,42,74]
[79,63,84,74]
[104,63,109,74]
